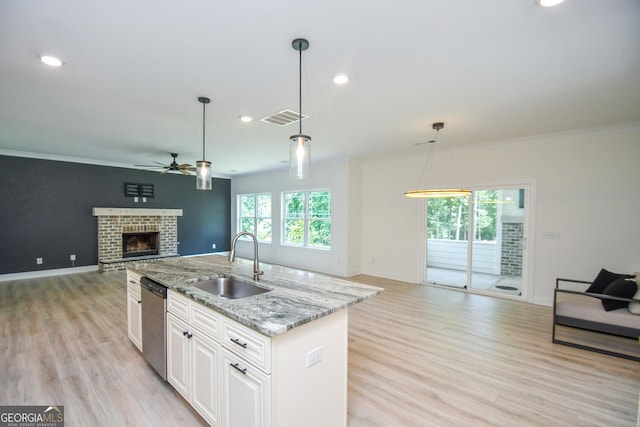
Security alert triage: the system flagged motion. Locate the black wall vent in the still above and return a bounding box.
[125,183,155,198]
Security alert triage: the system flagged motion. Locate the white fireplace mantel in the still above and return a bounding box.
[93,207,183,217]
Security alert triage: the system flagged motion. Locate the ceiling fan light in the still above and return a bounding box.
[196,160,212,190]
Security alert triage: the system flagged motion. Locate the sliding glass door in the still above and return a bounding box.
[425,186,528,297]
[425,194,469,288]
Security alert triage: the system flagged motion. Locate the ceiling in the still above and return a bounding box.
[1,0,639,178]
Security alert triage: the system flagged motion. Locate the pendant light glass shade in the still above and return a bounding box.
[196,96,212,190]
[289,134,311,179]
[290,38,311,179]
[196,160,212,190]
[404,122,471,198]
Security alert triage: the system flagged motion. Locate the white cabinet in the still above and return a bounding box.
[165,289,349,427]
[221,317,271,373]
[126,270,142,351]
[166,291,221,426]
[220,317,272,427]
[166,312,190,398]
[221,348,271,427]
[191,333,221,423]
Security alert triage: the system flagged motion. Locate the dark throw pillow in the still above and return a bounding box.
[586,268,633,294]
[601,278,638,311]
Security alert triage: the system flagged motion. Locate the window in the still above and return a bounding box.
[238,193,272,242]
[282,190,331,249]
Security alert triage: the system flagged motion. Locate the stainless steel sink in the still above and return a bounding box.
[192,277,270,299]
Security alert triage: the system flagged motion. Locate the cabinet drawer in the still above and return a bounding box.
[127,281,141,298]
[222,318,271,373]
[192,303,220,341]
[167,290,191,322]
[127,270,141,285]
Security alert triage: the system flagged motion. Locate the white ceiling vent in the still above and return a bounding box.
[260,109,308,126]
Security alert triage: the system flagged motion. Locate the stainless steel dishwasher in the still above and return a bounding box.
[140,277,167,380]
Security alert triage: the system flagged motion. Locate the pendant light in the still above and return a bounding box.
[289,38,311,179]
[404,122,471,198]
[196,96,212,190]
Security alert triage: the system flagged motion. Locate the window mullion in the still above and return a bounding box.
[303,192,308,247]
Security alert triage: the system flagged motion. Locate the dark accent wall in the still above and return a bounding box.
[0,155,231,274]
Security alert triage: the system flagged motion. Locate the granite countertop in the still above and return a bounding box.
[129,254,383,337]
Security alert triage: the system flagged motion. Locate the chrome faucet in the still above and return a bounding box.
[229,231,264,281]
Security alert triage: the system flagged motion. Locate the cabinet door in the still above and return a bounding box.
[191,332,221,426]
[222,349,271,427]
[166,313,190,400]
[126,290,143,351]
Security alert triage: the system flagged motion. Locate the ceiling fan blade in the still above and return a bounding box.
[161,169,171,174]
[179,169,192,176]
[135,164,166,168]
[153,161,169,166]
[178,163,193,168]
[184,167,196,172]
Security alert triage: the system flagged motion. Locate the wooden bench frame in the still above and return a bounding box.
[552,278,640,362]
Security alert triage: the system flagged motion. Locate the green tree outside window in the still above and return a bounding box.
[238,193,272,242]
[283,190,331,249]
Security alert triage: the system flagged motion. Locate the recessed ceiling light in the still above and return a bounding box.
[535,0,565,7]
[333,74,349,85]
[240,115,253,123]
[40,55,63,67]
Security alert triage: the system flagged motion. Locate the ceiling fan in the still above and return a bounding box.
[135,153,196,175]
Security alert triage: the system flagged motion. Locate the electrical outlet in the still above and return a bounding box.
[212,243,216,249]
[36,257,43,265]
[306,346,322,368]
[134,196,139,202]
[70,254,76,261]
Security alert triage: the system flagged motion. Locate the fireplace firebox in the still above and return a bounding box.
[122,232,159,258]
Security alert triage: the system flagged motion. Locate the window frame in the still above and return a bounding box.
[281,189,331,250]
[237,193,273,243]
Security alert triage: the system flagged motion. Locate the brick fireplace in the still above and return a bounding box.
[93,207,182,272]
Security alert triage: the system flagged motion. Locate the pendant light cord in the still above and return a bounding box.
[298,44,302,135]
[415,129,439,190]
[202,101,206,160]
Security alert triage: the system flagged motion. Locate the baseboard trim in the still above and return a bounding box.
[0,265,99,282]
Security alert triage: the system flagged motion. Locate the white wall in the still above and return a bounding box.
[232,123,640,306]
[231,159,353,276]
[360,123,640,304]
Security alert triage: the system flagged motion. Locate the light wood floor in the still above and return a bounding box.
[1,271,638,426]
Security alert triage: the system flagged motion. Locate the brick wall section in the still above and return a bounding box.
[97,215,179,272]
[500,222,523,276]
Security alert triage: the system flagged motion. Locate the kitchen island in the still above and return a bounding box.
[127,254,382,427]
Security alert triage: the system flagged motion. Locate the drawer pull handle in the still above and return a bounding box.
[129,280,137,284]
[230,363,247,375]
[230,337,248,348]
[137,300,142,304]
